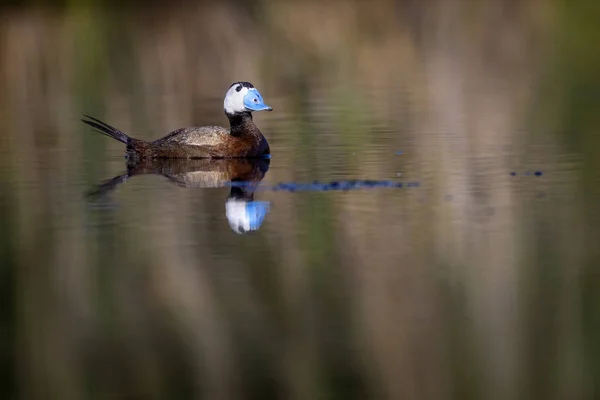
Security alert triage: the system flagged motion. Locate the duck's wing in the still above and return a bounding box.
[154,126,229,146]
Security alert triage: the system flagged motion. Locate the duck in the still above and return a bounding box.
[82,81,272,160]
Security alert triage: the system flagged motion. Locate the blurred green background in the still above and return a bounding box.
[0,0,599,399]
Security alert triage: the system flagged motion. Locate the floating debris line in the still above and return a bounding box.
[228,180,421,192]
[510,171,543,176]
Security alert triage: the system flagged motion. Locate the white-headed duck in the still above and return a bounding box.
[82,81,272,159]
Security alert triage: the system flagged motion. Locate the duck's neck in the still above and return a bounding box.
[227,111,255,137]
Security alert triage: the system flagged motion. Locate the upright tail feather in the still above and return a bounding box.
[81,115,131,144]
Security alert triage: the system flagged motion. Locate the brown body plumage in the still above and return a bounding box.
[82,112,270,160]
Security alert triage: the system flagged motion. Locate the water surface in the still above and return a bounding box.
[1,1,600,399]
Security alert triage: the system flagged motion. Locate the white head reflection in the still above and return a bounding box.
[225,198,271,234]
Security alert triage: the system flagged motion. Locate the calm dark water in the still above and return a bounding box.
[1,1,600,399]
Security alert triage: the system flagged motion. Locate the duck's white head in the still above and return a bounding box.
[224,81,272,115]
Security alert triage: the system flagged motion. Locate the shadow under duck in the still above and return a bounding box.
[82,81,272,160]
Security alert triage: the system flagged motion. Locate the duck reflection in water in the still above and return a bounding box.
[87,158,271,234]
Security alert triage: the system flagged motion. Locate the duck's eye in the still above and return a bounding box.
[253,98,258,102]
[235,85,242,92]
